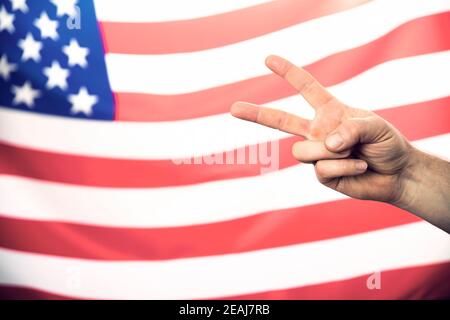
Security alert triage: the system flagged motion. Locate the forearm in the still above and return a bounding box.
[393,146,450,233]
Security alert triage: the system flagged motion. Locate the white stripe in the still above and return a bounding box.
[94,0,271,22]
[1,52,449,160]
[105,0,450,94]
[0,134,448,228]
[0,222,449,299]
[0,160,346,228]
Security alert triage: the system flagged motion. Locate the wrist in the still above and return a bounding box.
[390,142,450,232]
[390,144,425,210]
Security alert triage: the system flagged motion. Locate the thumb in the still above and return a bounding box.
[324,116,387,153]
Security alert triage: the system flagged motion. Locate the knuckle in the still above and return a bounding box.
[339,119,361,142]
[299,77,315,95]
[277,111,289,131]
[346,160,355,172]
[347,120,361,138]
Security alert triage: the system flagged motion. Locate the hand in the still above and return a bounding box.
[230,55,414,204]
[231,55,450,232]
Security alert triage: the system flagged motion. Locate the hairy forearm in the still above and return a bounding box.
[393,146,450,233]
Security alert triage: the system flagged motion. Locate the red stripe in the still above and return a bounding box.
[100,0,370,54]
[115,12,450,122]
[1,97,448,188]
[0,199,420,261]
[1,262,449,299]
[217,262,450,300]
[0,286,74,300]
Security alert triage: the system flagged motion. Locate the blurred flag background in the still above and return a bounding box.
[0,0,449,299]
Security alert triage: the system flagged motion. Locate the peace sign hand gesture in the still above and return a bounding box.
[231,55,412,204]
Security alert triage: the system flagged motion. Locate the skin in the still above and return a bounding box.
[231,55,450,233]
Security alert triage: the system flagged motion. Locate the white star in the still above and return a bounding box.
[43,61,70,90]
[18,33,43,62]
[69,87,98,115]
[63,39,88,68]
[11,81,40,108]
[51,0,77,17]
[34,12,58,40]
[0,54,17,81]
[0,6,15,33]
[9,0,28,13]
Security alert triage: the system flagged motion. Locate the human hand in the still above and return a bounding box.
[230,55,414,204]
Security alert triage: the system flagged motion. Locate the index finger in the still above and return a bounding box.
[230,101,310,137]
[266,55,336,109]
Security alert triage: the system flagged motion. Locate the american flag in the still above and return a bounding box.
[0,0,449,299]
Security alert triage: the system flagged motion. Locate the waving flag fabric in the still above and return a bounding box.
[0,0,450,299]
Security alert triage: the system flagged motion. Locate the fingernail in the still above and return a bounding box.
[266,55,281,71]
[230,102,244,114]
[355,161,368,171]
[230,102,258,121]
[326,133,344,150]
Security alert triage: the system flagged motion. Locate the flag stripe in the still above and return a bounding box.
[100,0,370,54]
[0,222,449,299]
[1,134,448,228]
[105,3,450,94]
[1,97,448,188]
[0,199,420,261]
[220,262,450,300]
[0,285,73,300]
[93,0,272,22]
[1,52,449,160]
[2,262,449,300]
[114,12,450,121]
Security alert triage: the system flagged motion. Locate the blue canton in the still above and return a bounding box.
[0,0,115,120]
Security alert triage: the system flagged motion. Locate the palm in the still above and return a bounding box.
[231,55,410,203]
[307,99,349,140]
